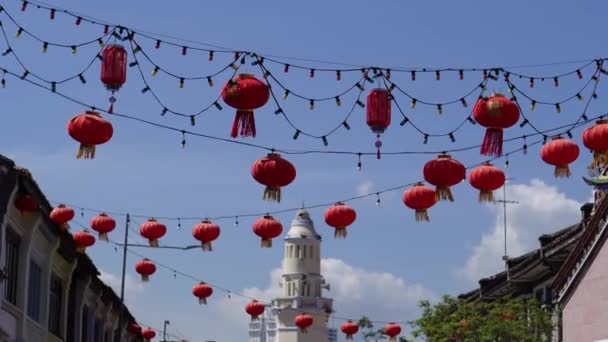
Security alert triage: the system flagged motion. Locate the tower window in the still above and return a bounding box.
[303,245,307,258]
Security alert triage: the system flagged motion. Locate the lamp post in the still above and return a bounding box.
[163,320,170,341]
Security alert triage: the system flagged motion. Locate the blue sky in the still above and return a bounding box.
[1,0,607,340]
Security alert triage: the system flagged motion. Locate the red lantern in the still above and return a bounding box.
[423,154,466,202]
[402,183,437,222]
[582,119,608,169]
[252,215,283,248]
[50,204,75,231]
[324,202,357,238]
[294,313,314,333]
[383,322,401,341]
[540,136,580,178]
[251,153,296,202]
[128,322,142,335]
[135,259,156,282]
[14,193,38,215]
[468,162,505,203]
[67,111,113,159]
[192,282,213,305]
[100,44,127,113]
[90,213,116,241]
[245,300,265,321]
[192,220,221,251]
[73,230,96,254]
[139,219,167,247]
[141,328,155,342]
[221,74,270,138]
[472,94,520,157]
[340,320,359,340]
[366,88,392,159]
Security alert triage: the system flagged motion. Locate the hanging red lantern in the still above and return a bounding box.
[73,230,96,254]
[100,44,127,113]
[324,202,357,238]
[50,204,75,231]
[540,136,580,178]
[141,328,155,342]
[252,215,283,248]
[90,213,116,241]
[468,162,505,203]
[402,183,437,222]
[366,88,392,159]
[221,73,270,138]
[192,220,221,251]
[245,300,265,321]
[423,154,466,202]
[383,322,401,342]
[14,193,38,216]
[251,153,296,202]
[128,322,142,336]
[340,320,359,340]
[135,259,156,282]
[294,313,314,333]
[67,111,113,159]
[139,218,167,247]
[192,282,213,305]
[472,94,520,157]
[582,119,608,169]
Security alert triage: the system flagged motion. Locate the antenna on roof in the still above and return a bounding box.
[494,177,519,274]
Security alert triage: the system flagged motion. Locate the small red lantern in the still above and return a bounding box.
[135,259,156,282]
[73,230,96,254]
[366,88,392,159]
[340,320,359,340]
[192,282,213,305]
[252,215,283,248]
[90,213,116,241]
[423,154,466,202]
[472,94,520,157]
[245,300,265,321]
[469,162,505,203]
[128,322,142,335]
[141,328,155,342]
[192,220,221,251]
[324,202,357,238]
[221,74,270,138]
[50,204,75,231]
[459,319,473,330]
[540,136,580,178]
[100,44,127,113]
[582,119,608,169]
[402,183,437,222]
[383,322,401,342]
[251,153,296,202]
[294,313,314,333]
[139,219,167,247]
[67,111,113,159]
[14,193,38,216]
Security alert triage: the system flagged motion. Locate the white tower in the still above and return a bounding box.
[271,209,333,342]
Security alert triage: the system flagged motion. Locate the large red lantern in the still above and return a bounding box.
[100,44,127,113]
[135,259,156,282]
[192,220,221,251]
[582,119,608,169]
[402,183,437,222]
[141,328,155,342]
[139,219,167,247]
[324,202,357,238]
[128,322,142,336]
[14,193,38,216]
[540,136,580,178]
[340,320,359,340]
[468,162,505,203]
[245,300,265,321]
[50,204,75,231]
[252,215,283,248]
[73,230,96,254]
[294,313,314,333]
[366,88,392,159]
[383,322,401,342]
[192,282,213,304]
[251,153,296,202]
[90,213,116,241]
[67,111,113,159]
[221,74,270,138]
[423,154,466,202]
[472,94,520,157]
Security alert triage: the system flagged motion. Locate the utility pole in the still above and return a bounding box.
[494,179,518,273]
[163,320,170,342]
[117,213,130,341]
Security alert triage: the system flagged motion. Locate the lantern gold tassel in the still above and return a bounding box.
[415,209,430,222]
[148,239,159,248]
[199,298,207,305]
[141,275,149,282]
[334,227,348,239]
[388,337,397,342]
[201,242,213,252]
[260,239,273,248]
[263,187,282,203]
[300,328,308,334]
[76,246,85,254]
[591,151,608,170]
[435,186,455,202]
[98,232,109,242]
[554,165,571,178]
[251,316,260,322]
[61,223,70,232]
[478,190,495,203]
[76,144,96,159]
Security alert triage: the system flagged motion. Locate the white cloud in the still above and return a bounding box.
[458,179,582,283]
[99,269,145,298]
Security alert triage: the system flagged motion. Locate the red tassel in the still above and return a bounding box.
[108,103,114,114]
[375,136,382,160]
[230,111,256,138]
[480,128,503,157]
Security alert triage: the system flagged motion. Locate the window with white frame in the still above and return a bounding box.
[27,259,43,322]
[48,274,63,337]
[3,226,20,305]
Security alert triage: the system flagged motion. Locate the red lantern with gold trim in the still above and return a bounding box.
[67,111,113,159]
[135,259,156,282]
[252,215,283,248]
[423,154,466,202]
[468,162,505,203]
[139,219,167,247]
[473,94,520,157]
[73,230,95,254]
[340,320,359,340]
[251,153,296,202]
[402,183,437,222]
[100,44,127,113]
[294,313,314,333]
[245,300,265,321]
[383,322,401,342]
[90,213,116,241]
[14,193,38,216]
[192,282,213,305]
[582,119,608,169]
[366,88,392,159]
[50,204,74,231]
[540,136,580,178]
[141,328,155,342]
[221,74,270,138]
[192,220,221,251]
[324,202,357,238]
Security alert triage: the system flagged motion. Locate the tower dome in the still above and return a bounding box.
[286,209,319,239]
